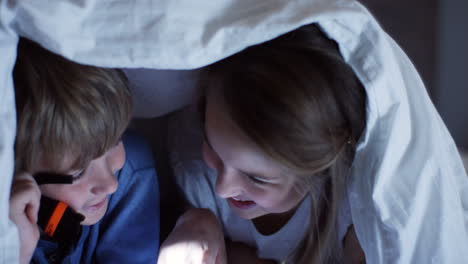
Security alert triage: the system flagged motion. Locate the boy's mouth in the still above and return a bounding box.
[85,197,107,212]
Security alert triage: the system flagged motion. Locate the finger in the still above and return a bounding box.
[214,242,227,264]
[28,183,41,223]
[25,203,39,224]
[13,172,36,186]
[10,185,40,209]
[201,243,217,264]
[202,253,216,264]
[14,172,33,180]
[10,174,41,198]
[10,181,41,223]
[28,223,40,246]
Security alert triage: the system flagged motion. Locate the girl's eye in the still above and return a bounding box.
[246,174,269,185]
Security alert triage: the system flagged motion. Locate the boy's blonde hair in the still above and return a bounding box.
[13,38,132,173]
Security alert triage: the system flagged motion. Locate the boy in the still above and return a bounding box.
[9,39,160,264]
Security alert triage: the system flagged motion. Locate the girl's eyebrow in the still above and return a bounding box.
[203,130,278,181]
[240,168,281,181]
[239,170,271,181]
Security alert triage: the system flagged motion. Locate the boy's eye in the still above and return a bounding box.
[71,170,85,182]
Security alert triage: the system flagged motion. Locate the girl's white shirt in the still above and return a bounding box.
[1,0,467,263]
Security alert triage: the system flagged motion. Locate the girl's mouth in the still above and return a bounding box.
[228,197,256,210]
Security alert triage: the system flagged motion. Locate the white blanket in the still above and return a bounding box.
[1,0,467,263]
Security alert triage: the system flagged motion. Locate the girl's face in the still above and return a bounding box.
[35,142,125,225]
[203,94,306,220]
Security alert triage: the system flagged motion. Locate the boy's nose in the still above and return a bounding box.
[90,167,118,196]
[215,168,244,199]
[90,142,125,195]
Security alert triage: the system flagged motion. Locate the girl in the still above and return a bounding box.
[160,23,366,264]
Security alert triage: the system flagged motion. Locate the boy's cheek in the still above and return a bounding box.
[38,185,57,200]
[39,185,84,211]
[110,142,126,172]
[79,198,109,225]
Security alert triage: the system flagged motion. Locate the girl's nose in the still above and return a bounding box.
[215,168,244,199]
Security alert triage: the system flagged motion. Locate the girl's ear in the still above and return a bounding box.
[342,226,365,264]
[202,141,220,170]
[197,94,207,123]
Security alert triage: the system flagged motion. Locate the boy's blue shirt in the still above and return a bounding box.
[31,131,160,264]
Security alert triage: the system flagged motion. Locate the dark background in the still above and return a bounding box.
[360,0,468,152]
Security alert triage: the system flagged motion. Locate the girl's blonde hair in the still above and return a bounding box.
[200,24,367,263]
[13,38,132,173]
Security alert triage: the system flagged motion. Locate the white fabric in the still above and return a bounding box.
[461,150,468,173]
[0,32,20,264]
[0,0,466,263]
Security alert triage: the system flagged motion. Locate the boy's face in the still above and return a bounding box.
[34,142,126,225]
